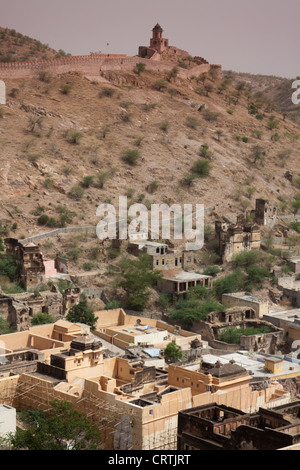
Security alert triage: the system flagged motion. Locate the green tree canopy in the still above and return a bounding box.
[164,342,183,362]
[66,294,97,330]
[118,253,162,311]
[7,400,102,450]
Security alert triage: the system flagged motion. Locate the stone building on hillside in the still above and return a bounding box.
[215,218,261,263]
[4,238,70,291]
[0,287,81,331]
[250,199,277,228]
[138,23,221,78]
[192,305,284,354]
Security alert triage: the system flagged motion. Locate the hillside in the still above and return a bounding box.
[0,26,70,62]
[0,28,300,297]
[227,70,300,124]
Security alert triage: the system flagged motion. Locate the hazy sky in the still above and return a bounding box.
[0,0,299,77]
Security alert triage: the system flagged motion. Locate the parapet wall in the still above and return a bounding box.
[0,53,222,80]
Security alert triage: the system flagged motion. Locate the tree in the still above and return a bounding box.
[121,149,141,166]
[171,298,224,329]
[191,159,211,178]
[164,342,183,362]
[7,400,102,450]
[0,253,18,281]
[167,66,178,82]
[250,145,266,165]
[27,116,43,133]
[0,317,15,335]
[66,294,97,329]
[213,270,245,300]
[118,254,162,311]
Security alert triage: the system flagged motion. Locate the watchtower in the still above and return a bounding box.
[150,23,169,53]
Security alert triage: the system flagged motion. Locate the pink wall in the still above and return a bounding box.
[43,259,57,277]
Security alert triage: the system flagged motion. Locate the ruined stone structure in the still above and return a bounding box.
[288,258,300,275]
[192,306,284,354]
[222,292,269,319]
[215,218,261,263]
[250,198,278,228]
[277,276,300,308]
[177,401,300,450]
[0,286,80,331]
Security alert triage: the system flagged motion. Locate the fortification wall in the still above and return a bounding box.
[0,53,222,81]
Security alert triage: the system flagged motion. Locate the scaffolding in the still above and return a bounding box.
[0,374,178,450]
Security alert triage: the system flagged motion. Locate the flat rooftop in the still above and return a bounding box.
[130,241,168,248]
[201,351,300,379]
[223,292,267,304]
[267,308,300,324]
[107,324,164,336]
[163,271,212,282]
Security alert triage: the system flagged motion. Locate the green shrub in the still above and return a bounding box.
[99,87,115,98]
[121,149,141,166]
[67,131,83,145]
[153,80,168,91]
[31,312,55,325]
[133,62,146,75]
[60,84,72,95]
[203,110,219,122]
[68,186,84,200]
[146,180,159,194]
[181,173,197,187]
[267,119,279,130]
[191,159,211,178]
[38,214,49,225]
[81,175,94,188]
[159,121,170,133]
[171,299,224,329]
[83,262,94,271]
[186,116,200,129]
[202,266,220,276]
[105,300,122,310]
[232,250,262,268]
[218,326,271,344]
